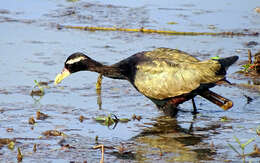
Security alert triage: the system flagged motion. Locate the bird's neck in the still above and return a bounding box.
[87,59,126,79]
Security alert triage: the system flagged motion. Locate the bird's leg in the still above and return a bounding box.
[191,98,198,114]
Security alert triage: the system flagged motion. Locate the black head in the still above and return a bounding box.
[64,52,92,73]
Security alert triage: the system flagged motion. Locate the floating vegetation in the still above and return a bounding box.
[240,63,259,73]
[167,21,178,25]
[30,89,44,96]
[28,116,36,125]
[57,25,259,36]
[42,130,66,137]
[228,136,255,162]
[94,114,130,127]
[30,80,45,96]
[119,118,131,123]
[236,50,260,92]
[132,114,142,121]
[17,147,23,162]
[7,141,15,150]
[79,115,85,122]
[36,110,49,120]
[0,138,15,146]
[95,114,116,127]
[66,0,79,2]
[240,50,260,74]
[220,116,231,122]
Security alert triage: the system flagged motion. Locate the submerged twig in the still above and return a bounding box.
[58,25,259,36]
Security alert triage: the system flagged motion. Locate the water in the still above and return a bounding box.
[0,0,260,162]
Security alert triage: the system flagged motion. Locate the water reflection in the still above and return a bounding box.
[94,76,217,161]
[96,74,103,110]
[122,116,218,162]
[96,88,102,110]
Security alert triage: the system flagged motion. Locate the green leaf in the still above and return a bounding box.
[119,118,131,123]
[104,115,115,126]
[242,138,255,149]
[167,21,178,25]
[67,0,79,2]
[34,80,44,93]
[228,143,241,156]
[241,64,253,72]
[220,116,230,122]
[234,136,241,145]
[95,116,106,122]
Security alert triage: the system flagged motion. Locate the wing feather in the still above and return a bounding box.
[134,55,223,100]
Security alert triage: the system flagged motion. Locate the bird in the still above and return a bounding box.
[54,48,238,116]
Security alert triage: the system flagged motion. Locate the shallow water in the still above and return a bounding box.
[0,0,260,162]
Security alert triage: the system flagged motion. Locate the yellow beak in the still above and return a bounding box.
[54,68,71,85]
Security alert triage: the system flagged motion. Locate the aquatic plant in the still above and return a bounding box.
[34,80,44,93]
[58,25,259,36]
[30,80,45,96]
[256,126,260,136]
[241,50,260,73]
[241,64,255,72]
[95,114,130,127]
[17,147,23,162]
[228,136,255,162]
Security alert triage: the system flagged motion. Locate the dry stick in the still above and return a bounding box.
[58,25,258,36]
[93,145,104,163]
[248,49,252,64]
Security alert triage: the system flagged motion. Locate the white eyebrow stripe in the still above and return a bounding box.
[66,56,86,64]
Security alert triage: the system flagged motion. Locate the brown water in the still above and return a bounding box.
[0,0,260,162]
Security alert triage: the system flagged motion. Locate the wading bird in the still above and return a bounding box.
[55,48,238,116]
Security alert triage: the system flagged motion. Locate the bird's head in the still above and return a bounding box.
[54,52,91,85]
